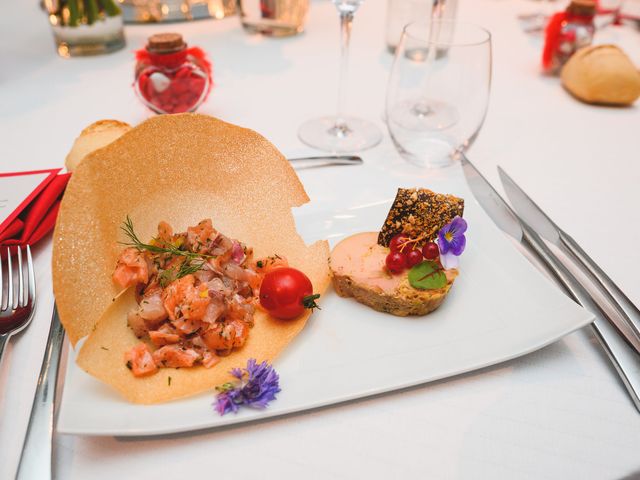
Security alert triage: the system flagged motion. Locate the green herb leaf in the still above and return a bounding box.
[120,215,213,261]
[408,261,447,290]
[216,382,235,393]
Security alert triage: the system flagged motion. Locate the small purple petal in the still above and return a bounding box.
[438,230,451,254]
[450,235,466,256]
[450,216,467,234]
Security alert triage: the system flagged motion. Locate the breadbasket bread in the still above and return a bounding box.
[65,119,132,171]
[561,45,640,106]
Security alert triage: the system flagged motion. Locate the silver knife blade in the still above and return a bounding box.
[497,167,561,245]
[461,154,640,412]
[498,166,640,353]
[460,156,523,242]
[16,306,64,480]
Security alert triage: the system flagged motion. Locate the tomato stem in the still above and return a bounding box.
[302,294,321,311]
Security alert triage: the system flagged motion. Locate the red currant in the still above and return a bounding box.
[422,242,440,260]
[385,251,406,273]
[405,248,424,267]
[389,234,411,252]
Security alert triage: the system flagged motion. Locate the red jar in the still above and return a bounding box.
[542,0,595,75]
[134,33,212,114]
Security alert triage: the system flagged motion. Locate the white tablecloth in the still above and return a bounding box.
[1,0,640,478]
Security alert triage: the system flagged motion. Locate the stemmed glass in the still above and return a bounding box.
[298,0,382,153]
[386,20,492,168]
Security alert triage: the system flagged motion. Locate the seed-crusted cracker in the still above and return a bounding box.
[377,188,464,246]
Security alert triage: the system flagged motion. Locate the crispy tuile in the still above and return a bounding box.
[52,113,330,404]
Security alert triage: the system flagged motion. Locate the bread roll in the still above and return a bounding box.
[561,45,640,106]
[65,119,132,171]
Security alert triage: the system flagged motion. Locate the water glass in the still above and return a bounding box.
[386,20,492,168]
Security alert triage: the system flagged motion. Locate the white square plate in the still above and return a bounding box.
[57,167,594,436]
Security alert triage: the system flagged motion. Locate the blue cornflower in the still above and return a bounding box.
[214,359,281,416]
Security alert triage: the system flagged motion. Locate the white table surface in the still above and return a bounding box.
[2,0,640,478]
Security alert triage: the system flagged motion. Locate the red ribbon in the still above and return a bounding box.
[542,11,594,71]
[542,12,567,71]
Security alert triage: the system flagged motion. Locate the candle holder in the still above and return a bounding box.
[44,0,126,57]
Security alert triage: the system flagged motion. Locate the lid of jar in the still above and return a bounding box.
[568,0,596,15]
[147,33,187,54]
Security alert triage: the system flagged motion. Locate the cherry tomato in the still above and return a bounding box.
[405,248,424,267]
[422,242,440,260]
[385,251,406,273]
[389,234,412,252]
[259,267,319,320]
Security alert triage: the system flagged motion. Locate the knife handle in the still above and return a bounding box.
[559,230,640,344]
[16,307,64,480]
[521,226,640,413]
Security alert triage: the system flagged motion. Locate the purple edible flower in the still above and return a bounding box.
[214,359,281,416]
[437,216,467,256]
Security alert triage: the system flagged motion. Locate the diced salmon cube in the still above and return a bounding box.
[202,350,221,369]
[148,330,180,346]
[152,345,200,368]
[124,343,158,377]
[113,248,149,288]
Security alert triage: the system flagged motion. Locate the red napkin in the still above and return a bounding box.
[0,173,71,256]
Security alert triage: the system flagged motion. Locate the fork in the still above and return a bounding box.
[0,246,36,365]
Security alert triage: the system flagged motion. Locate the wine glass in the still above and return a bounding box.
[386,20,491,168]
[298,0,382,153]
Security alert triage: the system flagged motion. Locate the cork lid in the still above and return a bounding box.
[146,33,186,54]
[568,0,596,14]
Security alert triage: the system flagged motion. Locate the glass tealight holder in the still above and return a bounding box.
[44,0,126,57]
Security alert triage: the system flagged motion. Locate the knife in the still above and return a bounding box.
[288,155,363,169]
[498,166,640,354]
[461,155,640,412]
[16,306,64,480]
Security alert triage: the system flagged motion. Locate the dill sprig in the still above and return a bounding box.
[120,215,212,260]
[120,216,212,285]
[158,259,206,287]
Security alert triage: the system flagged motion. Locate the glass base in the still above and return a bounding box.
[391,135,457,169]
[298,116,382,153]
[55,35,125,57]
[386,97,460,167]
[389,98,459,131]
[241,21,304,37]
[51,16,126,57]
